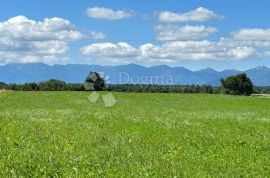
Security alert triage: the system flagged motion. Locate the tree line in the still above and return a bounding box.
[0,80,84,91]
[0,80,219,93]
[107,84,219,93]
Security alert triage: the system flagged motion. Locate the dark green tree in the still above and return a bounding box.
[0,82,7,89]
[220,73,253,96]
[21,82,39,91]
[39,79,67,91]
[84,72,105,91]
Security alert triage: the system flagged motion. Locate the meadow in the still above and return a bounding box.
[0,91,270,177]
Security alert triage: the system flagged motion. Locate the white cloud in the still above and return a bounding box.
[227,47,255,60]
[81,42,138,62]
[155,25,217,41]
[80,40,256,63]
[231,28,270,41]
[219,38,270,49]
[263,51,270,56]
[87,7,135,20]
[0,16,84,41]
[138,41,255,61]
[89,31,106,39]
[159,7,223,23]
[0,16,87,63]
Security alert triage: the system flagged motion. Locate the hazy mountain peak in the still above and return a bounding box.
[254,66,270,71]
[199,67,217,73]
[0,63,270,86]
[122,63,142,67]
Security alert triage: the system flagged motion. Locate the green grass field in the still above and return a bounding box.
[0,91,270,177]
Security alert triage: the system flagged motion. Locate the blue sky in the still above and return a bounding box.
[0,0,270,70]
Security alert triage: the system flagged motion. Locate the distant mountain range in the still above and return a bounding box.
[0,63,270,86]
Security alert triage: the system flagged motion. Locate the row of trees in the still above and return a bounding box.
[107,84,219,93]
[254,86,270,94]
[0,80,219,94]
[1,79,84,91]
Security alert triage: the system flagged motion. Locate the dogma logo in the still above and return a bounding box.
[87,72,117,107]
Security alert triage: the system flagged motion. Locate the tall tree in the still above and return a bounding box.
[84,72,105,91]
[221,73,253,96]
[0,82,7,90]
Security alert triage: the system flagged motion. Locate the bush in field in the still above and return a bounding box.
[66,83,84,91]
[21,83,39,91]
[220,73,253,96]
[39,79,67,91]
[0,82,7,89]
[84,72,105,91]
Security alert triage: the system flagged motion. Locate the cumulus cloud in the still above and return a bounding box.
[219,38,270,49]
[0,16,97,63]
[227,47,255,59]
[80,40,256,63]
[81,42,138,62]
[159,7,223,23]
[155,25,217,41]
[0,16,84,41]
[87,7,135,20]
[138,41,255,61]
[231,28,270,41]
[216,28,270,59]
[89,31,106,39]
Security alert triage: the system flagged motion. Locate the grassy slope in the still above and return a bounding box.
[0,91,270,177]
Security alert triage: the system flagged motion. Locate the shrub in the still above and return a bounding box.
[39,79,67,91]
[221,73,253,96]
[84,72,105,91]
[0,82,7,90]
